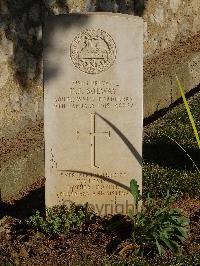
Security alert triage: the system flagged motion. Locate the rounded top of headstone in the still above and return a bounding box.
[70,28,117,74]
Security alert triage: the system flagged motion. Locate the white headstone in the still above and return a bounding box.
[44,13,143,216]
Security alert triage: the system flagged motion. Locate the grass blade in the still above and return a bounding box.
[164,134,200,174]
[176,76,200,149]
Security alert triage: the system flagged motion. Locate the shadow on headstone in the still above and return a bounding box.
[2,1,89,88]
[1,0,148,88]
[96,113,142,166]
[44,14,89,83]
[58,170,131,192]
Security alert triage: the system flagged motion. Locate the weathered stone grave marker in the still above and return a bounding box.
[44,13,143,215]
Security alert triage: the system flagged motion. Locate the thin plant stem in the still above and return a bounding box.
[176,76,200,149]
[164,134,200,174]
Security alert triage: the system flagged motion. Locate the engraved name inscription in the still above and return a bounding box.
[54,80,135,110]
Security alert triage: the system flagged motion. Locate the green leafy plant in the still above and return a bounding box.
[129,179,189,256]
[26,203,93,236]
[130,179,141,212]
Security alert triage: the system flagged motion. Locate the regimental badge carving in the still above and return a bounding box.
[70,28,117,74]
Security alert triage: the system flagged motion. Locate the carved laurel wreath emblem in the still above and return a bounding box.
[70,28,117,74]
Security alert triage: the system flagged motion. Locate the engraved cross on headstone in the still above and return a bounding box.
[76,113,111,168]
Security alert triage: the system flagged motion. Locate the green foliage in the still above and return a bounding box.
[130,179,141,211]
[143,88,200,199]
[129,179,189,256]
[158,77,200,176]
[143,164,200,198]
[26,203,93,236]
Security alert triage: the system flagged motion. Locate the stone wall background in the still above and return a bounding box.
[0,0,200,202]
